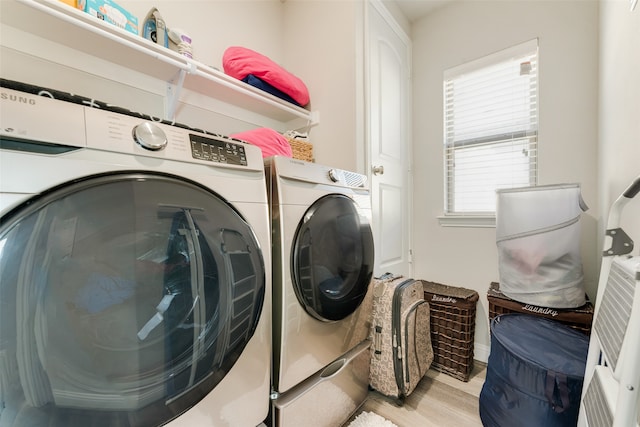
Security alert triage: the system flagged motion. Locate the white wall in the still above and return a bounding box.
[410,0,599,360]
[598,1,640,250]
[283,0,365,172]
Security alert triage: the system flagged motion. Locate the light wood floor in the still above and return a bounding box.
[344,363,486,427]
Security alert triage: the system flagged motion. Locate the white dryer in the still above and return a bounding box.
[265,156,374,427]
[0,85,271,427]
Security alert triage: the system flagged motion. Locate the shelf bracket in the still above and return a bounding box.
[286,110,320,134]
[165,62,196,121]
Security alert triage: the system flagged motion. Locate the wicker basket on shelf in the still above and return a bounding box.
[285,136,314,162]
[487,282,593,335]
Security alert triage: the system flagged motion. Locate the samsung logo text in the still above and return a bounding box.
[1,92,36,105]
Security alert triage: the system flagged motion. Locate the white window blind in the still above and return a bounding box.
[443,39,538,217]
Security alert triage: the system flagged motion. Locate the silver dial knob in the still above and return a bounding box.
[133,122,168,151]
[328,169,340,182]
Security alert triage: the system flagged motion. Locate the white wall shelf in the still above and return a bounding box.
[0,0,318,130]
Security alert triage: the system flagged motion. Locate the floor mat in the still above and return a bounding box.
[347,411,398,427]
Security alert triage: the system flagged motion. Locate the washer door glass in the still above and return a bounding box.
[0,172,265,427]
[291,194,374,321]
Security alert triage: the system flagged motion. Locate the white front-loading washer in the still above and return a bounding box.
[0,84,271,427]
[265,156,374,427]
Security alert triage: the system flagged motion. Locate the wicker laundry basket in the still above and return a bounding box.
[422,280,479,382]
[286,136,313,162]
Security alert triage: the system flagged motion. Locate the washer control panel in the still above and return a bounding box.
[189,133,247,166]
[0,86,261,170]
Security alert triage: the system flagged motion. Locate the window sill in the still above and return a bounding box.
[437,215,496,228]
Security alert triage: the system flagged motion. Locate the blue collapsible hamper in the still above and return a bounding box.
[479,313,589,427]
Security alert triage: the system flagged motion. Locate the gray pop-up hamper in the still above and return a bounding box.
[496,184,588,308]
[479,313,589,427]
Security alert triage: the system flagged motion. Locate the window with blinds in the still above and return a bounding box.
[443,39,538,217]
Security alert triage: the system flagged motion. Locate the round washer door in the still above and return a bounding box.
[291,194,374,321]
[0,171,265,426]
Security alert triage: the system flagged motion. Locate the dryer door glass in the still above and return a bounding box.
[291,194,374,321]
[0,172,265,427]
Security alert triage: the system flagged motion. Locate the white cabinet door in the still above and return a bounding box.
[367,1,412,277]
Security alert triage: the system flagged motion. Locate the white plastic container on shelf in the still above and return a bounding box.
[496,183,589,308]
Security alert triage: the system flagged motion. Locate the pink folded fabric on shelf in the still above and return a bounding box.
[230,128,293,158]
[223,46,310,107]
